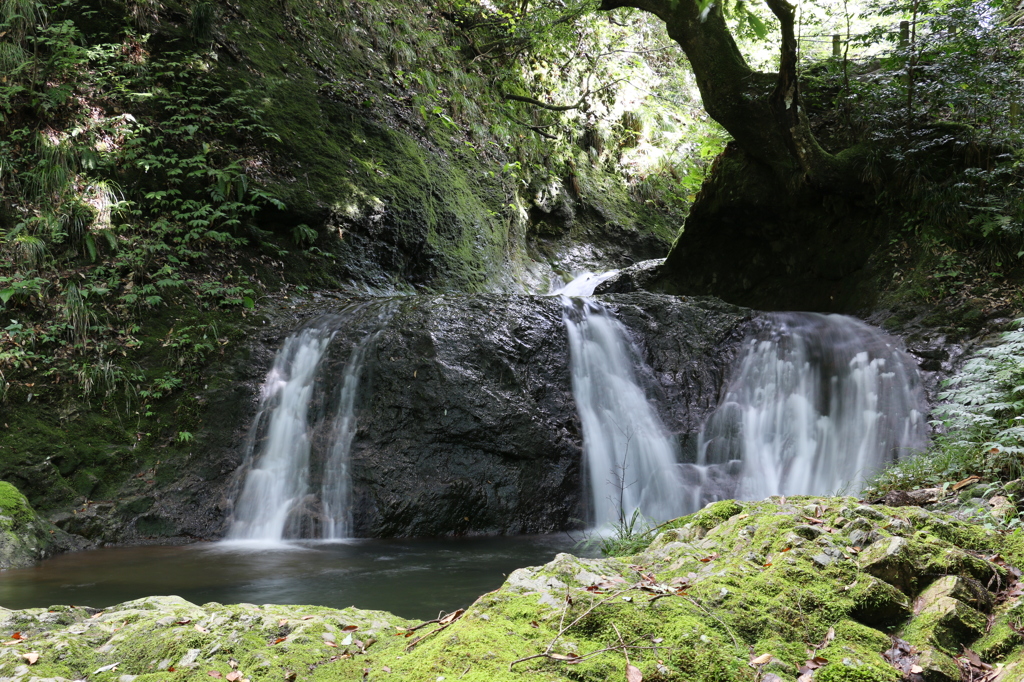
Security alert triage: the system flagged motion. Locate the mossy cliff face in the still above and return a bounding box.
[207,0,678,290]
[0,0,684,542]
[7,498,1024,681]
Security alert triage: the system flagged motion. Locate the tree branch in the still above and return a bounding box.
[501,91,587,112]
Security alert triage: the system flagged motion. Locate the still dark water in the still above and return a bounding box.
[0,535,588,620]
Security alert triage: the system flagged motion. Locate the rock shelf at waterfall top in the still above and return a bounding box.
[6,497,1024,682]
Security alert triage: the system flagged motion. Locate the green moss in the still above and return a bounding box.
[0,481,33,529]
[5,498,1024,681]
[815,661,900,682]
[692,500,745,530]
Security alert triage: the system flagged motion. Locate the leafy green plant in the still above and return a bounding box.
[0,0,283,414]
[865,319,1024,496]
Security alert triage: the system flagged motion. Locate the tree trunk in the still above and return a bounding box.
[599,0,839,186]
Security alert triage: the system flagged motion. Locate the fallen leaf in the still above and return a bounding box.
[195,624,209,634]
[800,656,829,671]
[952,475,981,491]
[626,663,643,682]
[22,652,38,665]
[781,547,791,552]
[272,637,287,645]
[93,663,120,674]
[301,615,315,620]
[342,625,359,632]
[226,671,242,681]
[168,666,176,672]
[763,563,773,567]
[750,653,773,666]
[699,553,719,563]
[530,621,539,628]
[803,515,825,525]
[325,641,337,647]
[549,653,581,663]
[439,609,464,625]
[382,666,392,673]
[962,647,983,667]
[91,612,105,619]
[910,665,923,673]
[175,618,191,625]
[11,632,24,640]
[208,672,223,678]
[278,619,289,627]
[228,658,239,669]
[818,626,835,649]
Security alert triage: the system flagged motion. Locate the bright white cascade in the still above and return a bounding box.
[687,313,926,509]
[559,272,684,527]
[228,311,387,542]
[320,334,375,539]
[227,326,333,541]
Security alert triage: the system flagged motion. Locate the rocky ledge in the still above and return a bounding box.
[3,497,1024,681]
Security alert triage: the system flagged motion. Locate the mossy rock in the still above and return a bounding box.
[0,481,83,569]
[9,497,1024,681]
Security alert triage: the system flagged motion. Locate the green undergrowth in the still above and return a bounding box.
[865,318,1024,516]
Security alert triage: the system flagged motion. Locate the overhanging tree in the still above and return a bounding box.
[598,0,852,188]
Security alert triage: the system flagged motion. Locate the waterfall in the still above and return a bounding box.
[227,305,391,542]
[558,274,684,527]
[687,312,926,508]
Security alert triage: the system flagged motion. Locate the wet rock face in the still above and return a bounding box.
[345,294,579,536]
[292,292,751,537]
[602,293,754,457]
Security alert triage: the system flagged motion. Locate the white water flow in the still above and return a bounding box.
[687,313,926,509]
[227,326,333,541]
[228,309,389,542]
[559,272,685,527]
[320,333,375,539]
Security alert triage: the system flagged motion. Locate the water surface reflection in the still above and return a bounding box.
[0,535,588,620]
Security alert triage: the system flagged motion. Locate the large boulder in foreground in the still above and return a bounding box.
[8,498,1024,681]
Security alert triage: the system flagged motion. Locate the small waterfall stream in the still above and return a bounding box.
[558,273,685,527]
[227,326,333,541]
[686,312,926,507]
[227,275,927,539]
[227,304,393,542]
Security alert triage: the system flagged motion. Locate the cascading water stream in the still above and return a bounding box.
[558,273,685,527]
[685,312,926,508]
[227,304,393,542]
[227,326,332,541]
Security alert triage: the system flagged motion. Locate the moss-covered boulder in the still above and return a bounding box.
[7,497,1024,681]
[0,481,85,569]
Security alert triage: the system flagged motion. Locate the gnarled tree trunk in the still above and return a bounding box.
[600,0,843,186]
[600,0,885,313]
